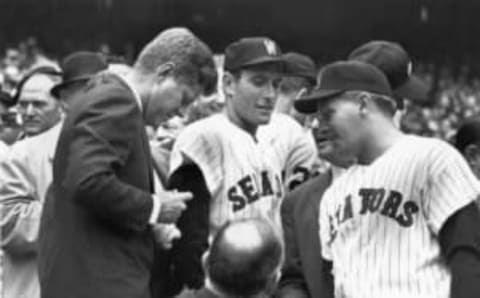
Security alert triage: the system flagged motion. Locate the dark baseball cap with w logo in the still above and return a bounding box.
[224,37,284,71]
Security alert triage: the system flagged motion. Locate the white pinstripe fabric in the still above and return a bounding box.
[319,135,480,298]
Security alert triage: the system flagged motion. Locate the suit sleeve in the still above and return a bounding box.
[64,87,153,233]
[0,142,41,256]
[276,192,309,298]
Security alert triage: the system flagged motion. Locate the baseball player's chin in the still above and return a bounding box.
[256,110,273,124]
[257,115,272,125]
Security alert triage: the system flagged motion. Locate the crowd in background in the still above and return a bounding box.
[2,37,480,142]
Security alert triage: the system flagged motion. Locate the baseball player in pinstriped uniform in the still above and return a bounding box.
[294,60,480,298]
[167,37,316,291]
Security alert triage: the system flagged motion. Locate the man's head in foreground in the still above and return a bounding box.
[204,218,284,297]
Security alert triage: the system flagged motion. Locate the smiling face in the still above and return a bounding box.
[224,64,283,132]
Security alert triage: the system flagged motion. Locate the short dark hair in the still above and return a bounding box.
[455,117,480,153]
[134,27,217,96]
[279,76,314,94]
[206,218,283,297]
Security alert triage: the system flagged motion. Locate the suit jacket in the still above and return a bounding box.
[276,171,333,298]
[38,73,161,298]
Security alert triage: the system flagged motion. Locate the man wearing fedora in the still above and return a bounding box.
[0,51,108,298]
[51,51,109,110]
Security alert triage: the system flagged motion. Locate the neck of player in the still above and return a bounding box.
[357,118,405,165]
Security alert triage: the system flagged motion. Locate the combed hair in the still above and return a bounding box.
[279,76,314,94]
[134,27,217,96]
[207,219,283,297]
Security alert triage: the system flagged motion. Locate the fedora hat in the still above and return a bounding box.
[51,51,108,98]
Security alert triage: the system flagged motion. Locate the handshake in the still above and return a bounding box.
[152,189,193,250]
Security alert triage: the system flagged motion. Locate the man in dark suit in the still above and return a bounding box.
[276,114,355,298]
[38,28,217,298]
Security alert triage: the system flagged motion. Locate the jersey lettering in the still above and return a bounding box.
[227,170,282,212]
[329,187,420,243]
[285,166,311,191]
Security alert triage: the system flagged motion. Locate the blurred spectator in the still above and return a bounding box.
[0,51,108,298]
[453,116,480,179]
[19,37,58,73]
[275,52,316,125]
[0,89,21,148]
[401,62,480,140]
[14,68,62,138]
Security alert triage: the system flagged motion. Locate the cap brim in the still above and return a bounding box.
[293,89,344,114]
[50,76,91,98]
[235,56,285,70]
[394,75,429,104]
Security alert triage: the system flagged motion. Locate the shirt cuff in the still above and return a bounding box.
[149,195,162,224]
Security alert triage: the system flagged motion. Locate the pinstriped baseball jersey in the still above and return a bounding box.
[319,135,480,298]
[258,113,317,191]
[170,112,315,235]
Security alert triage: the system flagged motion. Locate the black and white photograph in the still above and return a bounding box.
[1,1,480,297]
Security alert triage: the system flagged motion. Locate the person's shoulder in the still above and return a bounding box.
[78,72,133,105]
[178,114,228,140]
[402,134,458,157]
[7,123,62,161]
[262,113,304,133]
[284,172,332,206]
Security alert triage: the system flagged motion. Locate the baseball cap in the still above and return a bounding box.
[294,61,392,114]
[224,37,283,71]
[282,52,316,84]
[348,41,428,103]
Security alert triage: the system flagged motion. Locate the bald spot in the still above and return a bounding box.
[222,221,264,252]
[19,74,58,99]
[211,219,283,271]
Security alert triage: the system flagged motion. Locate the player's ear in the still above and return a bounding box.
[154,62,175,81]
[223,71,236,99]
[358,92,371,117]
